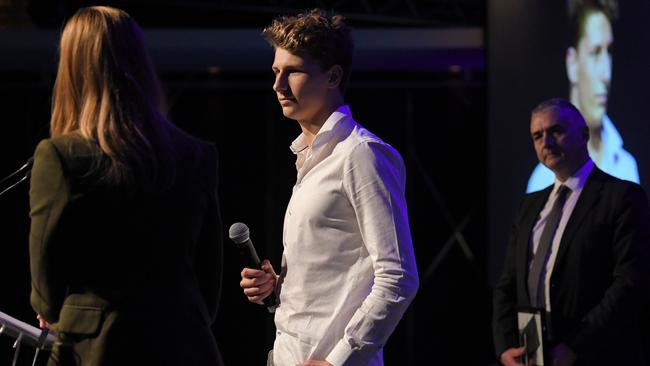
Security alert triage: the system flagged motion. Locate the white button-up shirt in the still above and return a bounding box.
[273,105,419,366]
[530,159,594,312]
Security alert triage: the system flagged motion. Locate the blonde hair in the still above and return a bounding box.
[51,6,174,188]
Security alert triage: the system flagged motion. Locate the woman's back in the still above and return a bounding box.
[29,130,223,365]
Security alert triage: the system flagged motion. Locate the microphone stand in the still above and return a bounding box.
[0,310,56,366]
[0,157,33,197]
[0,158,41,366]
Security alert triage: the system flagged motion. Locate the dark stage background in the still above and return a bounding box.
[0,1,492,365]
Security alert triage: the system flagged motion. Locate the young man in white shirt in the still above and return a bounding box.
[239,9,418,366]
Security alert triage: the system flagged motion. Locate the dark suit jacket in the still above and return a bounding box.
[29,130,223,365]
[493,167,650,366]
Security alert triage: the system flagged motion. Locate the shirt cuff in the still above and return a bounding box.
[325,339,354,366]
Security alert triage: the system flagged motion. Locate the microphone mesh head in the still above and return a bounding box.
[229,222,250,244]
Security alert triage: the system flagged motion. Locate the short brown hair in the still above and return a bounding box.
[262,9,354,92]
[567,0,618,48]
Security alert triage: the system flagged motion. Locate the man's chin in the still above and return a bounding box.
[542,157,564,171]
[585,110,606,128]
[280,106,299,119]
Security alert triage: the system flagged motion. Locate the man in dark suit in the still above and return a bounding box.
[493,98,650,366]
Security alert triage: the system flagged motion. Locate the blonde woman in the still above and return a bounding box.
[29,6,223,365]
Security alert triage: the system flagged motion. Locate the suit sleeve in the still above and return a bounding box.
[492,215,522,359]
[325,141,419,366]
[29,139,70,323]
[194,144,223,324]
[566,184,650,359]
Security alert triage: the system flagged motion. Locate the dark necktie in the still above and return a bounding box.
[528,185,571,308]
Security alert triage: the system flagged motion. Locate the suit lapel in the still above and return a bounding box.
[516,188,551,287]
[552,168,605,271]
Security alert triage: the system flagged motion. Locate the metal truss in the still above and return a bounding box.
[14,0,483,28]
[196,0,484,26]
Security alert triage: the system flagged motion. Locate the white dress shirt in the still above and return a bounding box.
[273,105,419,366]
[530,159,594,312]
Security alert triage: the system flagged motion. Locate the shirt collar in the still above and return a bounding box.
[552,159,594,195]
[290,133,310,155]
[289,104,353,155]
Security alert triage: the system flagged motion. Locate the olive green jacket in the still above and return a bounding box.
[29,130,223,365]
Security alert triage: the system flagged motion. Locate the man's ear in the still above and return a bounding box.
[327,65,343,89]
[566,47,578,85]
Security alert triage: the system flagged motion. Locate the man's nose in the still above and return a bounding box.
[273,73,287,92]
[542,132,554,147]
[600,52,612,85]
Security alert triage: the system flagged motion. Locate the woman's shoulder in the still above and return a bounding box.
[34,133,101,181]
[45,132,100,161]
[168,123,213,146]
[167,124,217,161]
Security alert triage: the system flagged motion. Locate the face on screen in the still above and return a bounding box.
[568,11,613,129]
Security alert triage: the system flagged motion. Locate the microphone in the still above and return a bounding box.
[229,222,278,313]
